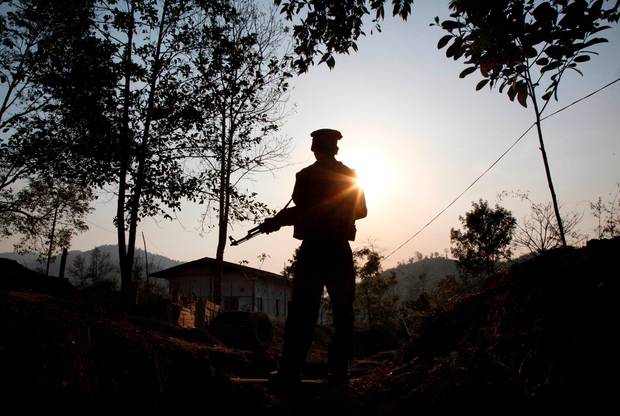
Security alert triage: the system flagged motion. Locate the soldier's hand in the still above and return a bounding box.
[259,217,281,234]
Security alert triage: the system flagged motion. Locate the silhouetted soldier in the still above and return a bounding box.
[261,128,367,385]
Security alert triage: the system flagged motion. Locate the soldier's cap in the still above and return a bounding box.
[310,128,342,154]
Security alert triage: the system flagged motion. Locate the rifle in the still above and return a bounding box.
[228,225,263,246]
[229,199,296,246]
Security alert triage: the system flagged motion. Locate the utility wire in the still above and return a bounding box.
[384,77,620,260]
[86,219,116,234]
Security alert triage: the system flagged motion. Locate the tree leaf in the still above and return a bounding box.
[541,91,553,101]
[573,55,590,62]
[533,3,557,24]
[584,37,608,47]
[536,57,549,66]
[459,66,477,78]
[507,85,517,102]
[523,46,538,58]
[517,89,528,108]
[544,45,564,59]
[480,62,492,77]
[2,38,15,48]
[441,20,463,30]
[590,25,611,35]
[446,40,461,58]
[541,61,563,72]
[499,80,507,93]
[475,79,489,91]
[569,67,584,76]
[437,34,452,49]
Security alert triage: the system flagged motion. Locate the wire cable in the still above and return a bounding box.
[86,219,116,234]
[384,77,620,260]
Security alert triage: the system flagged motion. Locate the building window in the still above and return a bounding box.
[275,299,280,316]
[256,297,263,312]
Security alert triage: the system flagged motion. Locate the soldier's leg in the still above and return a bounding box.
[325,242,356,381]
[278,242,325,380]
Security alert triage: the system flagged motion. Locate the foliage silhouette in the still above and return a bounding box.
[434,0,620,248]
[450,199,516,278]
[275,0,413,72]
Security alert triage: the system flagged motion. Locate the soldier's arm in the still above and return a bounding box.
[260,173,305,233]
[274,206,298,226]
[259,206,298,233]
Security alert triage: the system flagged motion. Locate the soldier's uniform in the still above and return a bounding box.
[275,129,367,383]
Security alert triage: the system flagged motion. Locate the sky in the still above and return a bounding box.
[2,1,619,274]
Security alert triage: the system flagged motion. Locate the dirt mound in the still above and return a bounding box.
[0,290,291,411]
[347,238,618,412]
[0,258,75,296]
[5,239,613,411]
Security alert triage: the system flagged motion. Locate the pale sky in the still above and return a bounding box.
[2,1,619,274]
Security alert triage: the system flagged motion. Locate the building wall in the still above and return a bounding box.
[168,265,291,321]
[253,277,290,320]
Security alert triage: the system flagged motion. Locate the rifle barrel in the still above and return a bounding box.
[229,226,263,246]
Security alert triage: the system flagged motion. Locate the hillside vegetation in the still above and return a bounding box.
[385,257,459,302]
[1,237,617,412]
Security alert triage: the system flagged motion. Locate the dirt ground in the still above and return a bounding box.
[1,237,618,412]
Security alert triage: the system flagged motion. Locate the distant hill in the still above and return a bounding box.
[0,245,182,286]
[384,257,459,302]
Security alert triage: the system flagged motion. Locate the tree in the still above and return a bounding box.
[191,0,292,304]
[432,274,466,305]
[434,0,620,248]
[1,0,116,258]
[282,246,299,279]
[8,177,93,275]
[450,199,516,278]
[500,190,584,254]
[274,0,413,72]
[353,246,399,328]
[590,183,620,238]
[257,252,271,269]
[515,201,584,253]
[69,254,89,286]
[68,247,115,286]
[87,246,115,283]
[2,1,293,306]
[90,0,232,303]
[1,0,207,301]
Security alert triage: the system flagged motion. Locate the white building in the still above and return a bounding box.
[151,257,292,322]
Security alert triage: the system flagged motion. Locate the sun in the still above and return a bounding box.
[346,151,394,202]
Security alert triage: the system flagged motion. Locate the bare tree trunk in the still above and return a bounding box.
[214,107,227,306]
[364,285,373,327]
[125,0,169,307]
[214,98,236,307]
[526,74,567,248]
[45,203,59,276]
[118,1,134,297]
[142,231,150,284]
[58,248,68,279]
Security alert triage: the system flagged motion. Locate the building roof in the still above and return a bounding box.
[150,256,288,283]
